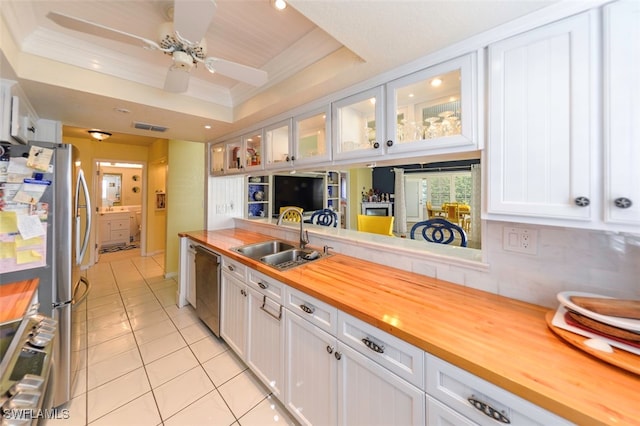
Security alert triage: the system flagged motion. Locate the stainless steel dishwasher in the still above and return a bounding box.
[194,246,221,337]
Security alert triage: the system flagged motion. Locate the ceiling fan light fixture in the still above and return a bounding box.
[171,51,195,70]
[88,130,112,141]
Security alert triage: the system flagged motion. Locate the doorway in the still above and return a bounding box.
[404,176,425,223]
[92,160,146,264]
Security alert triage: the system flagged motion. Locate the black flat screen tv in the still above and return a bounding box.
[273,175,324,216]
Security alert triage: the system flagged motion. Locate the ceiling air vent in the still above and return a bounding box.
[133,121,168,132]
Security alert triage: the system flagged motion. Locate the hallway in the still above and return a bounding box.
[47,249,297,425]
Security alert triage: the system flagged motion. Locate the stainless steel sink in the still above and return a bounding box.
[231,240,295,259]
[231,240,324,270]
[260,249,322,270]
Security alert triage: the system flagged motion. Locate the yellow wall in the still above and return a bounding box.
[147,139,168,255]
[165,139,205,275]
[348,167,373,229]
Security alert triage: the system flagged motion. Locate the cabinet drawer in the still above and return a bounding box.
[110,219,129,230]
[426,354,572,426]
[247,269,284,302]
[427,396,476,426]
[338,311,424,388]
[285,286,337,335]
[222,256,246,281]
[110,229,128,242]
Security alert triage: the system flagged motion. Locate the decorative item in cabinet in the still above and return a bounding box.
[248,175,270,219]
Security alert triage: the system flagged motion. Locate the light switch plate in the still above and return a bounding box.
[503,227,538,255]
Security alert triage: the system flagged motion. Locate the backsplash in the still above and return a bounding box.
[235,219,639,308]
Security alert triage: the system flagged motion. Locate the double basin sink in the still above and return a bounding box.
[231,240,324,271]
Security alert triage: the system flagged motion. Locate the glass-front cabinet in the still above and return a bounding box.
[292,106,332,166]
[243,130,264,172]
[385,53,477,155]
[332,86,385,161]
[210,144,225,175]
[264,119,292,169]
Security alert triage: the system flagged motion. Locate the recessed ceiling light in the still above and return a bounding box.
[114,107,130,114]
[431,78,443,87]
[273,0,287,10]
[204,125,212,129]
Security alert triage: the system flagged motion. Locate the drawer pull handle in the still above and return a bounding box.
[362,337,384,354]
[227,265,235,272]
[300,304,315,314]
[260,295,282,321]
[614,197,632,209]
[258,281,269,290]
[468,397,510,424]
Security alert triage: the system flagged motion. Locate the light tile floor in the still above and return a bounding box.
[46,249,297,426]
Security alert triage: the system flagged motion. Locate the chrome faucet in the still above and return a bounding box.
[277,208,309,249]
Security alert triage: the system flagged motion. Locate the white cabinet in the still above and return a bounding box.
[332,86,385,161]
[426,354,572,426]
[385,53,478,157]
[487,11,597,223]
[264,119,293,169]
[98,212,130,248]
[246,271,285,398]
[427,396,476,426]
[220,270,248,359]
[283,308,338,426]
[292,106,332,167]
[35,119,62,143]
[1,80,38,145]
[603,0,640,227]
[185,241,197,307]
[337,342,425,426]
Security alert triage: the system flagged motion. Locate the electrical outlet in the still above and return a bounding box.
[503,227,538,255]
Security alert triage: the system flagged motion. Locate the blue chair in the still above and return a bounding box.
[309,209,338,227]
[410,218,467,247]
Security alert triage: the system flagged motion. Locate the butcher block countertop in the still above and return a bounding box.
[0,279,38,324]
[181,229,639,425]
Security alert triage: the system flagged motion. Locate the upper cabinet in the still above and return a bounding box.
[243,130,264,172]
[385,53,478,157]
[264,119,292,170]
[292,106,332,167]
[1,80,38,145]
[332,86,385,161]
[487,11,597,223]
[602,0,640,228]
[210,130,265,175]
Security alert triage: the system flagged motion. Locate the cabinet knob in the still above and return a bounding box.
[373,141,380,149]
[334,351,342,360]
[574,196,590,207]
[227,265,235,272]
[386,140,393,147]
[291,155,295,161]
[285,155,290,162]
[326,345,334,354]
[27,126,36,133]
[614,197,632,209]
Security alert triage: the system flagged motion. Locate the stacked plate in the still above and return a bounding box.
[552,291,640,356]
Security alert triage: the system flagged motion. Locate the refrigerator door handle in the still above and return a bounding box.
[75,169,92,264]
[72,276,91,306]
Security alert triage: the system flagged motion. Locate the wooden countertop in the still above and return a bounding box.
[181,229,640,425]
[0,279,39,324]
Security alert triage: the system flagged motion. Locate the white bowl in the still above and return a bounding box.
[557,291,640,332]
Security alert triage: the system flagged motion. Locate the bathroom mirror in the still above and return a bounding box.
[101,173,122,207]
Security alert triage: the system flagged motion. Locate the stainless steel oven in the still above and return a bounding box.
[0,313,62,425]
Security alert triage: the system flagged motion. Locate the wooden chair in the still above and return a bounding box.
[410,218,467,247]
[446,204,461,225]
[279,206,303,222]
[309,209,338,227]
[357,215,394,236]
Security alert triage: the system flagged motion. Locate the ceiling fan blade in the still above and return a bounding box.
[173,0,217,45]
[164,67,191,93]
[47,11,160,50]
[206,58,268,87]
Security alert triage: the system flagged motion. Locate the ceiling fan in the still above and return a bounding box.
[47,0,268,93]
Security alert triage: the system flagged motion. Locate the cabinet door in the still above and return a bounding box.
[284,309,337,426]
[247,289,284,398]
[264,119,293,169]
[220,272,248,359]
[332,86,385,161]
[386,53,477,156]
[603,0,640,227]
[186,243,197,307]
[292,106,332,166]
[210,143,225,175]
[243,130,264,172]
[337,343,425,426]
[487,11,597,221]
[224,137,245,173]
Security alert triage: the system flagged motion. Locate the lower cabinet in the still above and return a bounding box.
[246,288,285,398]
[220,271,248,358]
[283,309,338,426]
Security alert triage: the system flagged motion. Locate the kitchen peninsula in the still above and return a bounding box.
[180,228,639,426]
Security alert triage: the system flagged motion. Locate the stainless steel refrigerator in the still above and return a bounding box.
[0,140,91,408]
